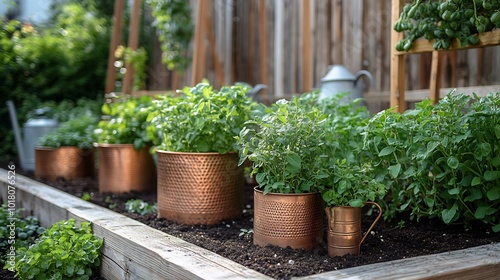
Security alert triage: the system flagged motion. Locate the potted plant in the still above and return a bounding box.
[93,94,156,193]
[238,93,329,250]
[150,82,257,225]
[35,115,97,181]
[317,94,386,257]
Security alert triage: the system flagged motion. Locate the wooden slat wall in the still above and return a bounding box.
[146,0,500,110]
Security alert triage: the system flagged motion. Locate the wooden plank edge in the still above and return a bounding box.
[365,84,500,103]
[0,169,271,280]
[294,243,500,280]
[394,29,500,55]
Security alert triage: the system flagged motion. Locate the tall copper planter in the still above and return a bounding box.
[325,202,382,257]
[96,144,156,193]
[156,151,244,225]
[253,188,324,250]
[35,146,94,181]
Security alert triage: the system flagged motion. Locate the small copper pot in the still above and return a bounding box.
[35,146,94,181]
[96,143,156,193]
[156,151,244,225]
[253,188,324,250]
[325,201,382,257]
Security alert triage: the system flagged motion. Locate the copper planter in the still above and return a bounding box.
[325,202,382,257]
[35,146,94,181]
[156,151,244,225]
[253,188,324,250]
[96,144,156,193]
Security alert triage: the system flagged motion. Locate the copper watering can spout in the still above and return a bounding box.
[325,201,382,257]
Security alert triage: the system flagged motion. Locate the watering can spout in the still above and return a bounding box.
[6,100,26,168]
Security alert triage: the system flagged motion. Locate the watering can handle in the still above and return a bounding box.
[354,70,374,87]
[360,201,382,246]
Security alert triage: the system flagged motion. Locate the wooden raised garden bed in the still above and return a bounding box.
[1,168,499,280]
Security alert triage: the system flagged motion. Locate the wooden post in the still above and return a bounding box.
[105,0,125,94]
[205,0,224,87]
[122,0,142,95]
[390,0,406,112]
[224,0,232,85]
[191,0,208,86]
[333,0,342,64]
[302,0,312,92]
[259,0,268,102]
[429,51,443,104]
[274,0,284,98]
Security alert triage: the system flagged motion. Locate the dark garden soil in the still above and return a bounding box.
[5,164,500,280]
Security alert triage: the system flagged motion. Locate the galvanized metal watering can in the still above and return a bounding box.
[318,64,373,103]
[325,202,382,257]
[6,101,58,171]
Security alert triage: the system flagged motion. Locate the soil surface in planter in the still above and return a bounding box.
[5,165,500,280]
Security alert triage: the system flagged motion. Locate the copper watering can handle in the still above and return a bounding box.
[359,201,383,246]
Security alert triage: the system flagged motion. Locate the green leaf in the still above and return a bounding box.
[486,186,500,201]
[378,146,394,157]
[446,156,459,169]
[494,125,500,139]
[492,156,500,167]
[447,188,460,195]
[474,206,496,219]
[388,163,401,178]
[464,188,482,202]
[442,205,457,224]
[471,176,482,186]
[197,141,209,152]
[426,141,440,155]
[484,171,500,181]
[492,224,500,233]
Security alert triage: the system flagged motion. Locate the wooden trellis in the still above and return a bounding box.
[390,0,500,113]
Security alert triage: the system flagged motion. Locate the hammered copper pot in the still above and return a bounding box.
[325,202,382,257]
[253,188,324,250]
[96,144,156,193]
[156,151,244,225]
[35,146,94,181]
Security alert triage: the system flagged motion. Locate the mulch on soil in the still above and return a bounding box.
[5,166,500,280]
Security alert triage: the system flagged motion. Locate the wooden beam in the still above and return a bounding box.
[105,0,125,95]
[302,0,312,92]
[429,51,444,104]
[259,0,268,102]
[390,0,405,112]
[205,0,223,87]
[394,29,500,55]
[224,0,232,85]
[274,0,284,98]
[122,0,142,94]
[191,0,208,86]
[333,0,342,64]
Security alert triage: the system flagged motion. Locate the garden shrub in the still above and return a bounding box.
[364,92,500,232]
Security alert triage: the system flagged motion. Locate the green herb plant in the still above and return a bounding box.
[38,115,98,149]
[14,219,103,280]
[125,199,157,215]
[1,205,45,265]
[312,92,386,207]
[364,92,500,232]
[238,94,329,194]
[394,0,500,51]
[152,82,257,154]
[94,94,154,149]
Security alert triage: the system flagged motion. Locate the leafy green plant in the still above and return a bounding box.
[94,94,154,149]
[394,0,500,51]
[363,92,500,231]
[14,219,103,280]
[0,205,45,265]
[239,228,254,238]
[147,0,194,71]
[152,82,257,154]
[81,193,92,201]
[238,94,329,194]
[38,115,98,149]
[125,199,157,215]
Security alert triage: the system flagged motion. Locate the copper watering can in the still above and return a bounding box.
[324,202,382,257]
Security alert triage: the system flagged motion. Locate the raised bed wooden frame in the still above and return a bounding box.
[1,169,499,279]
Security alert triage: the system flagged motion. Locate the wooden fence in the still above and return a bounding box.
[142,0,500,113]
